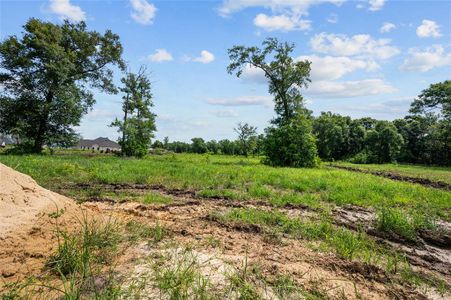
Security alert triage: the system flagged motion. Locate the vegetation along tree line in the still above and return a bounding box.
[1,19,449,166]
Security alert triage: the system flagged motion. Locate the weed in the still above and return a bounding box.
[125,220,168,243]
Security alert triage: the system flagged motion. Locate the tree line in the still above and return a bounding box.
[1,19,449,166]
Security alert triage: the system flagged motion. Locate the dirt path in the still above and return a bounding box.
[329,165,451,190]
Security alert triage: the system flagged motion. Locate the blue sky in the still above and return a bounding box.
[1,0,450,142]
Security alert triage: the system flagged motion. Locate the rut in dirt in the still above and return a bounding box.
[80,182,451,278]
[329,165,451,190]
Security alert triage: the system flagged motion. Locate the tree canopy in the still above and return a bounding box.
[0,18,124,152]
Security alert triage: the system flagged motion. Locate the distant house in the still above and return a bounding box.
[0,134,18,147]
[75,137,121,152]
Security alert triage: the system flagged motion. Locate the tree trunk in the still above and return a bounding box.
[33,89,54,153]
[122,93,129,156]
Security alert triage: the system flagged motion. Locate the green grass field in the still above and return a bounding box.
[1,151,450,298]
[331,161,451,185]
[1,151,449,221]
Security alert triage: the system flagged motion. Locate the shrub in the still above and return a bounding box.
[263,114,319,168]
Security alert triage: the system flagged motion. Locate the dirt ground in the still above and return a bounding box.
[1,164,450,299]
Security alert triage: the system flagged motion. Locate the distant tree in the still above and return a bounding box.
[234,122,257,157]
[0,19,124,152]
[227,38,311,125]
[365,121,404,163]
[313,112,351,161]
[163,136,169,149]
[218,139,237,155]
[111,67,156,157]
[191,138,208,154]
[227,38,317,167]
[152,140,164,149]
[167,141,190,153]
[206,140,219,154]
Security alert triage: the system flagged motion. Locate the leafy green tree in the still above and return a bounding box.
[227,38,317,167]
[218,139,238,155]
[206,140,219,154]
[191,138,208,154]
[365,121,404,163]
[264,114,319,168]
[0,19,124,152]
[163,137,169,149]
[234,122,257,157]
[111,68,156,157]
[313,112,351,160]
[227,38,311,125]
[410,80,451,121]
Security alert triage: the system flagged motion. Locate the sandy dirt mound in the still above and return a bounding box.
[0,163,84,286]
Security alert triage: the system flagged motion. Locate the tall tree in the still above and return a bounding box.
[227,38,317,167]
[111,67,156,157]
[0,19,124,152]
[234,122,257,157]
[227,38,311,125]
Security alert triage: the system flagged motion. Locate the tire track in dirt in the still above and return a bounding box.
[329,165,451,190]
[82,188,448,300]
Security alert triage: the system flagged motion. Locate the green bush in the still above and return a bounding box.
[263,114,319,168]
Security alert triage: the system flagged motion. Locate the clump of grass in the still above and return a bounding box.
[152,248,214,299]
[125,220,169,243]
[227,257,264,300]
[376,207,437,241]
[48,215,121,276]
[140,192,172,205]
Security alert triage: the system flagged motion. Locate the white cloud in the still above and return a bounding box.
[207,95,272,107]
[368,0,385,11]
[192,50,215,64]
[327,13,338,24]
[416,20,442,38]
[240,65,267,84]
[310,32,400,59]
[254,13,311,31]
[214,109,239,118]
[130,0,157,25]
[400,45,451,72]
[218,0,344,16]
[147,49,173,62]
[296,55,379,81]
[380,22,395,33]
[306,79,396,98]
[48,0,86,22]
[219,0,343,32]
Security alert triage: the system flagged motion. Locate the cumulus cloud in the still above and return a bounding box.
[306,79,396,98]
[416,20,442,38]
[147,49,173,62]
[218,0,343,16]
[310,32,400,59]
[254,13,311,31]
[380,22,395,33]
[192,50,215,64]
[296,55,379,81]
[214,109,239,118]
[130,0,156,25]
[368,0,385,11]
[207,95,272,107]
[48,0,86,22]
[219,0,343,32]
[400,45,451,72]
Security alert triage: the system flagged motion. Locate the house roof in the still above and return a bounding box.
[0,134,16,145]
[76,137,120,148]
